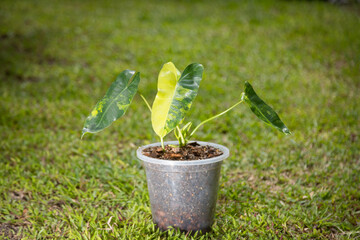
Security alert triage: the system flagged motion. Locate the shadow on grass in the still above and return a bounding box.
[0,27,65,83]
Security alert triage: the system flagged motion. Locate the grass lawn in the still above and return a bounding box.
[1,0,359,239]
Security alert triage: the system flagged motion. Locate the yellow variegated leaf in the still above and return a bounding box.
[151,62,181,137]
[151,62,203,139]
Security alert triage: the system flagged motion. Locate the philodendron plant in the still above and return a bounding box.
[82,62,290,148]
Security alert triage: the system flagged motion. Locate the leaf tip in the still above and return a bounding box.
[164,61,175,67]
[81,129,89,140]
[196,63,204,69]
[128,69,136,75]
[282,127,291,135]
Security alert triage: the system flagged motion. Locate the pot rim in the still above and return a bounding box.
[136,141,230,166]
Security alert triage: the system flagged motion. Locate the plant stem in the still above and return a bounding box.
[176,126,185,147]
[139,93,152,112]
[189,97,245,138]
[160,137,164,149]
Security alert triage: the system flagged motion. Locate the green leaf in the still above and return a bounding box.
[151,62,204,138]
[82,70,140,138]
[244,81,291,135]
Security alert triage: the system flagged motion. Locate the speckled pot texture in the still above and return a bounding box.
[137,141,229,233]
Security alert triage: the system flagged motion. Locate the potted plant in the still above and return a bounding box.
[82,62,290,233]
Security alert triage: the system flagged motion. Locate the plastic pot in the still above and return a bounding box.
[137,141,229,233]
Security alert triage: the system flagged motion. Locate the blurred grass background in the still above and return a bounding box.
[0,0,359,239]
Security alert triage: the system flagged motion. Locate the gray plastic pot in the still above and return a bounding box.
[137,141,229,233]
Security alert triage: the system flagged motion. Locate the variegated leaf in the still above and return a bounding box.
[82,70,140,138]
[151,62,203,138]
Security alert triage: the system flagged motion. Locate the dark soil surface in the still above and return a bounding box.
[142,142,223,160]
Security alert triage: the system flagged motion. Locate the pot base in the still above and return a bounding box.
[154,222,212,234]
